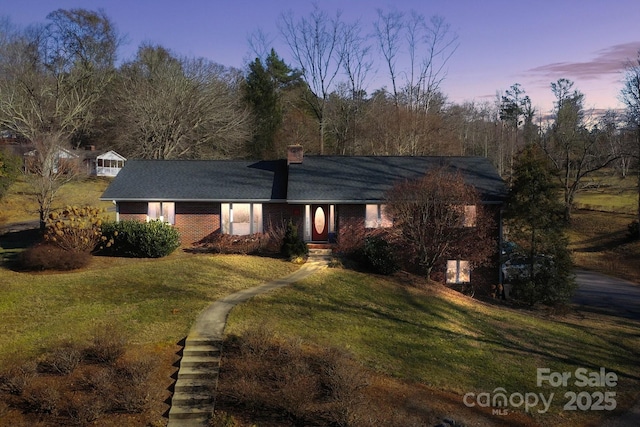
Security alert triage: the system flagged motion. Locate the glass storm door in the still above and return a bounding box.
[311,204,329,241]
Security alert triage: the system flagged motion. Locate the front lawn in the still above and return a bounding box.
[0,251,299,365]
[224,268,640,426]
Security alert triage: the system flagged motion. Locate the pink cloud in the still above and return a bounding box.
[526,42,640,81]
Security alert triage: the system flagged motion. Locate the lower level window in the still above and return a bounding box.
[148,202,175,224]
[221,203,263,235]
[446,260,470,283]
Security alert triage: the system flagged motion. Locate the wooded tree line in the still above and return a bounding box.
[1,7,640,225]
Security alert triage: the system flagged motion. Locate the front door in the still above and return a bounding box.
[311,204,329,241]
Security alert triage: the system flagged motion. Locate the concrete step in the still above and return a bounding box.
[183,344,221,358]
[171,391,215,406]
[168,403,213,420]
[174,377,216,393]
[179,355,220,369]
[177,365,220,380]
[308,248,333,256]
[167,417,211,427]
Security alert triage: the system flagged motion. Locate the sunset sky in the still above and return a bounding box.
[3,0,640,116]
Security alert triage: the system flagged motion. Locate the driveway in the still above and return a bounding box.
[572,269,640,321]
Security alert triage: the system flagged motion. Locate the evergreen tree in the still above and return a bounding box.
[504,144,576,305]
[244,49,301,159]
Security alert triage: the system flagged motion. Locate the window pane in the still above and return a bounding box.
[365,204,378,228]
[231,203,251,235]
[148,202,160,220]
[253,204,263,233]
[221,203,230,234]
[162,202,175,225]
[464,205,477,227]
[459,261,471,282]
[446,260,458,283]
[380,204,392,227]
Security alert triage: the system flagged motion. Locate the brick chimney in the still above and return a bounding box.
[287,144,303,165]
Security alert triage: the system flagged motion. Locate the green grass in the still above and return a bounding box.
[0,175,114,224]
[573,174,638,214]
[0,252,299,365]
[226,268,640,425]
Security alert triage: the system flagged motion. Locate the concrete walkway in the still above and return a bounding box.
[167,255,329,426]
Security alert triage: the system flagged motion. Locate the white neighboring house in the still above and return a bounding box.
[23,146,80,174]
[95,150,126,177]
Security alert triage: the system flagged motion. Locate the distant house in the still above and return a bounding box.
[94,150,127,177]
[23,146,80,174]
[101,146,508,290]
[23,146,126,177]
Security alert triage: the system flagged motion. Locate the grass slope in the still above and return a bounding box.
[0,176,114,224]
[0,252,299,365]
[226,268,640,426]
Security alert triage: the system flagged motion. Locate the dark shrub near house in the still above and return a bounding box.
[99,220,180,258]
[281,220,308,258]
[358,236,399,275]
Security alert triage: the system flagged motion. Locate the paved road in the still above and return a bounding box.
[572,269,640,321]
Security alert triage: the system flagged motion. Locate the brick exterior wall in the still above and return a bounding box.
[175,202,221,246]
[118,202,147,222]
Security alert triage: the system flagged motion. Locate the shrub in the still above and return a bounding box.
[44,205,110,253]
[16,243,91,271]
[198,233,268,255]
[38,342,83,375]
[281,220,307,259]
[84,323,127,364]
[359,236,399,275]
[23,381,60,415]
[99,219,180,258]
[0,361,36,395]
[218,327,371,426]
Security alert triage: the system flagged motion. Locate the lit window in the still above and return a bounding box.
[147,202,175,224]
[446,260,470,283]
[365,204,392,228]
[221,203,263,235]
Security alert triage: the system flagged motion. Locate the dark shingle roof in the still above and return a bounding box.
[101,156,507,204]
[100,159,287,201]
[287,156,508,203]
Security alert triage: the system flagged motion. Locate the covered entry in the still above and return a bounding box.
[304,204,335,242]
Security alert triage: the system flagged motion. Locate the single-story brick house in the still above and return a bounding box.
[101,146,508,288]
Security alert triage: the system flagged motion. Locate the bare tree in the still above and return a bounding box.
[374,9,458,113]
[541,79,619,220]
[385,167,495,279]
[373,8,403,107]
[620,51,640,236]
[114,44,251,159]
[279,5,344,154]
[0,9,118,229]
[330,20,373,154]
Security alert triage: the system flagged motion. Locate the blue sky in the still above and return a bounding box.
[3,0,640,115]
